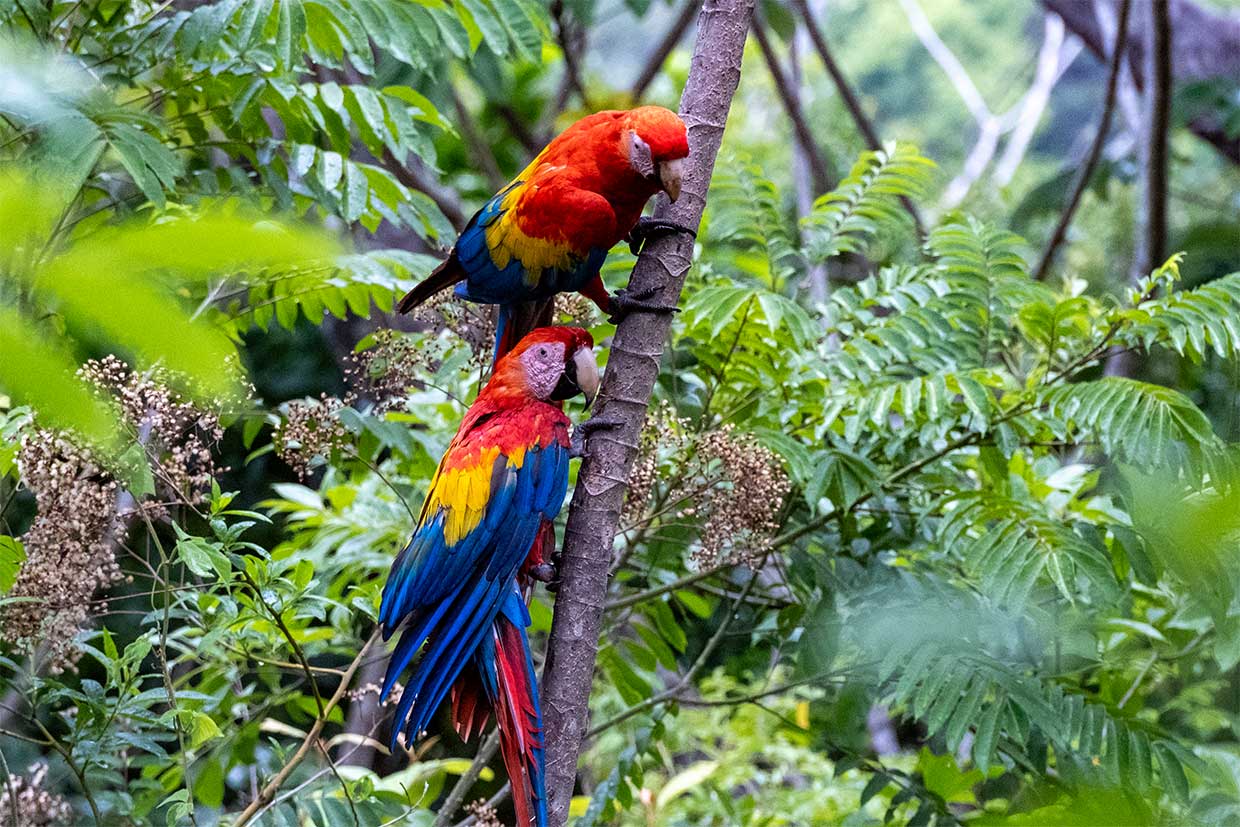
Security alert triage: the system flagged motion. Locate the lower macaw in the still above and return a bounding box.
[379,326,600,827]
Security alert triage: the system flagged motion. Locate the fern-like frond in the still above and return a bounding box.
[929,217,1051,367]
[848,579,1197,798]
[1041,377,1222,468]
[801,142,934,263]
[707,154,803,286]
[940,491,1120,606]
[1120,270,1240,362]
[217,248,437,333]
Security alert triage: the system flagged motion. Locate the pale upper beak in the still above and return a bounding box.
[657,157,685,202]
[572,346,601,406]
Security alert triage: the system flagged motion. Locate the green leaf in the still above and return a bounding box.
[0,537,24,593]
[0,307,119,447]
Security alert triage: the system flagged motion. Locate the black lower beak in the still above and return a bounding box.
[550,360,581,401]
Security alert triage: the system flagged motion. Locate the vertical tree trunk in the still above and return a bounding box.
[538,2,755,824]
[1107,0,1171,377]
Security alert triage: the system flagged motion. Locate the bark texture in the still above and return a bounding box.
[538,2,755,824]
[1042,0,1240,163]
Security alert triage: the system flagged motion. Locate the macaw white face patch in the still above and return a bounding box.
[628,130,655,179]
[520,340,568,399]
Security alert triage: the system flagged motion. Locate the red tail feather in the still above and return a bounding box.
[450,666,491,743]
[493,620,545,827]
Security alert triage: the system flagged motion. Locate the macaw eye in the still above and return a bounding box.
[537,346,548,357]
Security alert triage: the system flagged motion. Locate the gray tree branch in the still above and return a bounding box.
[1033,0,1132,283]
[1107,0,1172,378]
[538,2,755,825]
[1042,0,1240,163]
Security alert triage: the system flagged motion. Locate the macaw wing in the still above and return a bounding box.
[378,435,570,638]
[453,169,617,303]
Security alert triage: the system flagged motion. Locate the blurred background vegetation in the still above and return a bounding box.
[1,0,1239,824]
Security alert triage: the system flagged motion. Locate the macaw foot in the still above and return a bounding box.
[530,552,563,592]
[607,285,681,324]
[528,560,557,584]
[627,217,697,256]
[570,416,624,459]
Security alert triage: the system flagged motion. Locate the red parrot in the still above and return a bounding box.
[379,326,600,827]
[395,106,692,356]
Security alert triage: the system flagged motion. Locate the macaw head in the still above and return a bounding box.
[624,106,690,202]
[493,326,599,406]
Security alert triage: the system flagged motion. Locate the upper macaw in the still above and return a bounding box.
[378,326,600,827]
[395,106,692,357]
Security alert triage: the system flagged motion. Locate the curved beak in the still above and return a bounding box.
[657,157,685,202]
[573,346,601,407]
[551,346,602,406]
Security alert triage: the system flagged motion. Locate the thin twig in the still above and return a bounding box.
[751,21,832,195]
[631,0,699,100]
[315,740,360,826]
[587,572,760,737]
[433,729,501,827]
[1033,0,1132,282]
[234,630,379,827]
[791,0,925,235]
[239,570,326,716]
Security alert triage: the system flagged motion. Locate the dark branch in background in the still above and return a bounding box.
[495,103,542,156]
[787,24,829,301]
[1032,0,1132,282]
[1142,0,1172,272]
[450,84,506,190]
[551,0,592,111]
[1042,0,1240,164]
[792,0,925,236]
[539,3,755,826]
[379,149,467,232]
[752,21,833,195]
[631,0,699,100]
[1107,0,1172,378]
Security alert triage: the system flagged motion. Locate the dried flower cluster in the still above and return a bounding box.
[273,395,351,479]
[624,403,790,567]
[695,423,790,566]
[5,429,124,671]
[345,329,433,411]
[0,764,73,826]
[408,290,494,371]
[553,291,598,327]
[80,355,225,510]
[464,799,503,827]
[4,358,225,671]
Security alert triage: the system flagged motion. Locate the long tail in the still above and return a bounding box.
[451,587,548,827]
[396,255,465,314]
[380,571,509,750]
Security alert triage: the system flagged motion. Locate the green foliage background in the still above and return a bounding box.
[1,0,1240,825]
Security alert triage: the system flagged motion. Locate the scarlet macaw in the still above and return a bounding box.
[379,326,600,827]
[395,106,692,356]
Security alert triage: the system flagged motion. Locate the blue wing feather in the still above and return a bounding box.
[450,185,610,306]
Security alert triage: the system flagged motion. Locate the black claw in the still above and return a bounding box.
[607,286,681,324]
[570,416,623,458]
[627,217,697,255]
